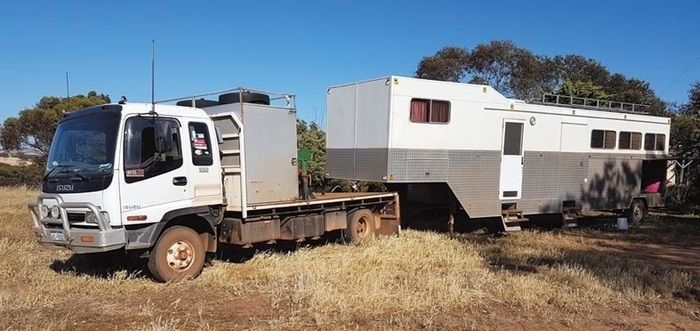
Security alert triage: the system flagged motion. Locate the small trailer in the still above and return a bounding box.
[326,76,671,231]
[28,88,400,282]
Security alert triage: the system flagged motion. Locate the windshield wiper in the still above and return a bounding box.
[61,170,88,182]
[42,164,76,182]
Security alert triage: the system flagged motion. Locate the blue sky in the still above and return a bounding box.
[1,0,698,124]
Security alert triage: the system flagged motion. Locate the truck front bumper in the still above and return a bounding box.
[28,194,126,254]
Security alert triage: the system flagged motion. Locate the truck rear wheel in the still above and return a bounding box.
[148,226,205,282]
[345,209,375,243]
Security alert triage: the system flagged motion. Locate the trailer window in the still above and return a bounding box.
[644,133,666,151]
[188,122,213,166]
[590,130,616,149]
[410,99,450,124]
[123,117,183,183]
[619,132,642,150]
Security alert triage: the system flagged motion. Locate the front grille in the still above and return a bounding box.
[67,213,86,223]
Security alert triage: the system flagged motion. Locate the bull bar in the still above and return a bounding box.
[28,193,126,254]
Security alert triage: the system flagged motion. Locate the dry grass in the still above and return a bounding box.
[1,186,699,330]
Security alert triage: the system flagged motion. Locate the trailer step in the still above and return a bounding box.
[502,225,522,232]
[500,220,523,232]
[504,217,529,224]
[561,206,582,228]
[500,208,528,232]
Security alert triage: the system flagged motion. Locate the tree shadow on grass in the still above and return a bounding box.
[480,241,700,303]
[452,215,700,303]
[49,251,150,279]
[49,231,347,280]
[215,230,346,263]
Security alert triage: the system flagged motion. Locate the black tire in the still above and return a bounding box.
[218,92,270,105]
[345,209,375,243]
[626,199,647,225]
[148,226,206,282]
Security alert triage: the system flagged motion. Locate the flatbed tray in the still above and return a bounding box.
[247,192,397,210]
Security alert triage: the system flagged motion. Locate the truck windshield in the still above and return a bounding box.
[45,109,121,179]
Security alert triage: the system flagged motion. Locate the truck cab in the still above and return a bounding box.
[30,102,224,280]
[29,88,401,282]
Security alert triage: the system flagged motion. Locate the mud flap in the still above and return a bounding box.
[375,216,401,236]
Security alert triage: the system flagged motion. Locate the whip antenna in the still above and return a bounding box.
[65,72,70,98]
[151,39,156,113]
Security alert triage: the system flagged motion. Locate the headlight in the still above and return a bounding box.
[40,205,50,219]
[85,212,98,224]
[49,206,60,219]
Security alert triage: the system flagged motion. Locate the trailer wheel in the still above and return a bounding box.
[148,226,206,282]
[346,209,375,242]
[626,199,647,225]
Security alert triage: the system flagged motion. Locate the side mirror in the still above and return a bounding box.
[155,121,174,153]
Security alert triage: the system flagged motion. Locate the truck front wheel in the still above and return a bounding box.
[148,226,206,282]
[345,209,375,243]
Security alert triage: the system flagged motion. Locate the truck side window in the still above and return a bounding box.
[123,117,183,183]
[188,122,213,166]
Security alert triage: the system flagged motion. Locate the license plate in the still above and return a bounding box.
[49,231,65,241]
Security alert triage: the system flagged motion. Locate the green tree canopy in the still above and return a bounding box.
[669,82,700,210]
[556,80,611,100]
[415,40,667,115]
[0,92,110,160]
[415,46,470,82]
[683,82,700,115]
[297,119,327,190]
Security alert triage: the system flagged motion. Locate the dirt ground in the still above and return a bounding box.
[1,187,699,330]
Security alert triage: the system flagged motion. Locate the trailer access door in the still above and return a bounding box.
[499,120,524,199]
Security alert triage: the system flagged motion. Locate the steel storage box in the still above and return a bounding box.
[204,102,299,209]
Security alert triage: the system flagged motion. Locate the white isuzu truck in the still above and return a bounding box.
[28,88,400,282]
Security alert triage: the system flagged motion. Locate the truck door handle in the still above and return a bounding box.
[173,176,188,186]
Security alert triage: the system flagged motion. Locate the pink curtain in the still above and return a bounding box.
[410,99,429,123]
[430,101,450,123]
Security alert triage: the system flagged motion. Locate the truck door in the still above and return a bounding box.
[185,121,221,202]
[119,116,193,223]
[499,120,524,200]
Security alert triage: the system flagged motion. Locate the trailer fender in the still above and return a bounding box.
[125,206,220,253]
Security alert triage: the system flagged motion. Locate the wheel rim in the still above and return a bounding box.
[165,240,195,271]
[633,205,643,223]
[356,216,368,237]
